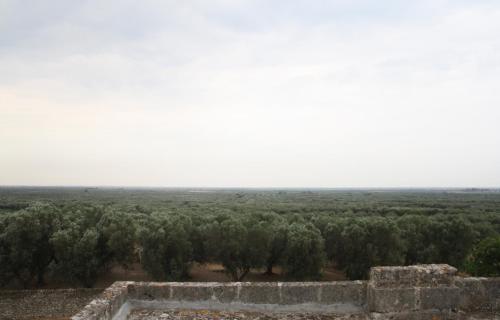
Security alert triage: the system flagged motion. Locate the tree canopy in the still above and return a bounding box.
[1,188,499,287]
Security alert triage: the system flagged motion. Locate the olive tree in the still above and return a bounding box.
[282,223,325,280]
[465,236,500,276]
[207,215,272,281]
[50,206,137,287]
[433,216,475,268]
[337,218,405,280]
[0,203,62,287]
[265,222,288,275]
[51,225,104,287]
[138,213,193,280]
[97,209,137,266]
[397,215,439,265]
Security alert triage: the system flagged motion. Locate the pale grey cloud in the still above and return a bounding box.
[0,0,499,187]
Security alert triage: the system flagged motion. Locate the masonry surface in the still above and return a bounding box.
[72,265,500,320]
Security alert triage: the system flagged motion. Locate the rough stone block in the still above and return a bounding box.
[456,277,486,311]
[280,282,320,304]
[211,283,238,303]
[420,287,460,310]
[370,310,463,320]
[370,266,418,288]
[368,286,417,313]
[126,283,141,299]
[456,277,500,312]
[129,282,171,300]
[238,282,280,304]
[483,278,500,311]
[370,265,457,289]
[170,283,213,301]
[71,281,131,320]
[321,281,367,305]
[413,265,457,287]
[150,283,172,300]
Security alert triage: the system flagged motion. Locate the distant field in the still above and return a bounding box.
[1,186,499,216]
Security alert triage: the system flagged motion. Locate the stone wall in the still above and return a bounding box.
[368,264,461,319]
[128,281,367,307]
[71,265,500,320]
[72,282,131,320]
[456,277,500,313]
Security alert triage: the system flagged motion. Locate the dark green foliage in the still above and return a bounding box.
[323,219,347,267]
[0,188,499,287]
[97,209,137,266]
[0,203,62,287]
[339,222,370,279]
[189,214,213,263]
[465,236,500,277]
[282,223,325,280]
[435,217,476,268]
[50,206,137,287]
[206,214,272,280]
[138,213,193,280]
[325,218,405,279]
[398,215,439,265]
[266,221,288,275]
[51,225,103,287]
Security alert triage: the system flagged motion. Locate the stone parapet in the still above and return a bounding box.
[456,277,500,313]
[127,281,367,306]
[368,264,460,317]
[71,265,500,320]
[369,264,457,288]
[72,281,131,320]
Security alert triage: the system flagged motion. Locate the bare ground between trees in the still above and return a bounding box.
[98,261,345,287]
[2,262,346,290]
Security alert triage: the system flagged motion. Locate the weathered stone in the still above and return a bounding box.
[211,283,238,303]
[127,309,371,320]
[170,283,214,301]
[368,286,417,313]
[369,310,464,320]
[280,282,320,304]
[71,281,131,320]
[238,282,281,304]
[420,287,460,310]
[483,278,500,311]
[370,265,457,289]
[321,281,367,305]
[127,282,171,300]
[69,265,500,320]
[456,277,500,312]
[370,266,418,288]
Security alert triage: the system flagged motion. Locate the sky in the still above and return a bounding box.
[1,0,499,188]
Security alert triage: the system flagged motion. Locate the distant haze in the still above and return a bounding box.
[1,1,499,188]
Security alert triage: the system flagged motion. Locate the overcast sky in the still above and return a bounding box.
[1,1,499,188]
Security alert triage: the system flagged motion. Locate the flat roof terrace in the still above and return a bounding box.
[126,309,362,320]
[71,265,500,320]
